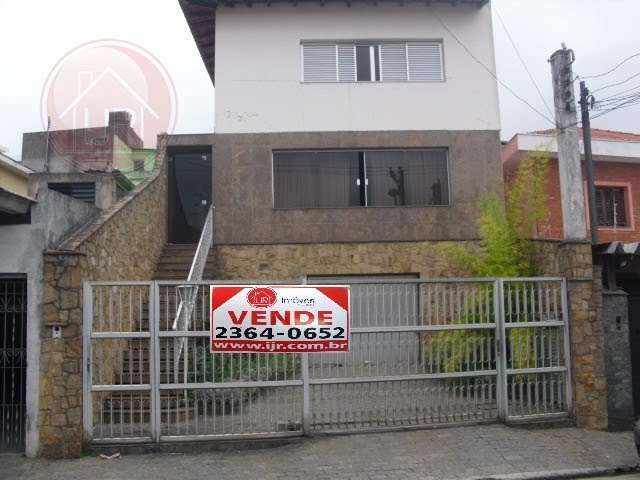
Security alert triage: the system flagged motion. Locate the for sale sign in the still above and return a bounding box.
[210,285,350,353]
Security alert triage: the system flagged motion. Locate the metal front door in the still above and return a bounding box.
[168,150,212,243]
[0,278,27,452]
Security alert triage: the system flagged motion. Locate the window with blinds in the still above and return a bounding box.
[302,41,444,83]
[273,149,450,209]
[595,186,628,228]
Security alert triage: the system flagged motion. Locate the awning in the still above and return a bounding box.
[0,188,36,215]
[594,241,640,256]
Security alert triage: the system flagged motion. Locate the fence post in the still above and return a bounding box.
[82,282,93,443]
[560,278,574,417]
[151,281,161,443]
[300,276,311,434]
[495,279,509,420]
[301,353,310,434]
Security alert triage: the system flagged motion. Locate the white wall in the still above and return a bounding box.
[214,3,500,133]
[518,133,640,162]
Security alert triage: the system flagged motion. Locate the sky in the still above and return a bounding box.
[0,0,639,158]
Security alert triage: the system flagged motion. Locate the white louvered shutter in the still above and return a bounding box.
[337,44,356,82]
[407,42,443,81]
[302,44,337,82]
[380,43,408,81]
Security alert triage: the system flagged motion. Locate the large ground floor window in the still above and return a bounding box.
[273,149,449,209]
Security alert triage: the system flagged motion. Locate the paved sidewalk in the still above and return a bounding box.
[2,425,637,480]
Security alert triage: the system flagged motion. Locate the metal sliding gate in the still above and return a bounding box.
[83,278,571,444]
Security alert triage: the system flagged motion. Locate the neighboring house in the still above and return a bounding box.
[21,111,155,209]
[0,163,97,454]
[502,128,640,243]
[0,151,34,219]
[503,128,640,430]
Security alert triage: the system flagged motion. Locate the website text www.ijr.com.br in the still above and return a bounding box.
[211,340,348,352]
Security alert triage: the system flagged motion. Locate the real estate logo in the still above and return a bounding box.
[246,287,278,309]
[40,39,177,148]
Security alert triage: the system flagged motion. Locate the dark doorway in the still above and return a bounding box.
[0,277,27,452]
[168,149,212,243]
[619,278,640,417]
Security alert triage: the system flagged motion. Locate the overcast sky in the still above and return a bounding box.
[1,0,639,158]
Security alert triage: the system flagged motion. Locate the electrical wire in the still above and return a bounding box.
[592,96,640,119]
[431,10,557,127]
[581,52,640,80]
[494,7,554,118]
[591,70,640,94]
[596,83,640,102]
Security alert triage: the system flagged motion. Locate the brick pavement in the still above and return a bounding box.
[2,425,637,480]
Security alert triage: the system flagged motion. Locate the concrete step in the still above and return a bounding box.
[153,242,217,281]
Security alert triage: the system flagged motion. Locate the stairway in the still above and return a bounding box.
[153,243,216,280]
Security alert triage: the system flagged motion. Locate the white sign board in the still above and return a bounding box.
[210,285,350,353]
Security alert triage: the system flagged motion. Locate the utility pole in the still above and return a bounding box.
[549,45,588,241]
[579,81,599,245]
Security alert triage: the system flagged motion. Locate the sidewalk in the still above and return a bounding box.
[2,425,637,480]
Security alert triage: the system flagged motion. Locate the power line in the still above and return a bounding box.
[591,70,640,94]
[595,92,640,108]
[592,95,640,120]
[596,82,640,102]
[431,10,556,127]
[581,52,640,79]
[494,7,554,118]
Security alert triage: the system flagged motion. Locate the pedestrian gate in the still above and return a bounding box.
[1,278,27,452]
[83,278,572,444]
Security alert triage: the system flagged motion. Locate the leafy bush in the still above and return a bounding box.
[426,152,551,373]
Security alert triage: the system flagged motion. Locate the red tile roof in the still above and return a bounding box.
[532,128,640,142]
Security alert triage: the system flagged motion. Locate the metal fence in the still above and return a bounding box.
[83,278,571,444]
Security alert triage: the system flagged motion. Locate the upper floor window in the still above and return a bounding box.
[595,186,628,228]
[273,149,449,209]
[302,41,444,83]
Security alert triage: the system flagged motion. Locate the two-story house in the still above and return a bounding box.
[167,0,502,280]
[24,1,610,459]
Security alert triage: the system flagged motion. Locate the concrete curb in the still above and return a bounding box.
[466,465,639,480]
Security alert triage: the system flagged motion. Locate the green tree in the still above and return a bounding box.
[442,151,550,277]
[427,151,551,373]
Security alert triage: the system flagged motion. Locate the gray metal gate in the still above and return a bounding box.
[83,278,571,444]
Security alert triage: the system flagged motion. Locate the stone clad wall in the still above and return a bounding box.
[210,241,480,280]
[534,240,608,430]
[38,136,168,458]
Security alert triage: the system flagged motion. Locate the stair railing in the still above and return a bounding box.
[172,205,214,382]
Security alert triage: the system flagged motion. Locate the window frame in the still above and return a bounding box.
[301,39,445,84]
[591,182,634,231]
[271,148,452,210]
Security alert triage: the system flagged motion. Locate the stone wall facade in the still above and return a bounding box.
[210,241,480,280]
[534,240,608,430]
[37,136,168,458]
[213,131,503,244]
